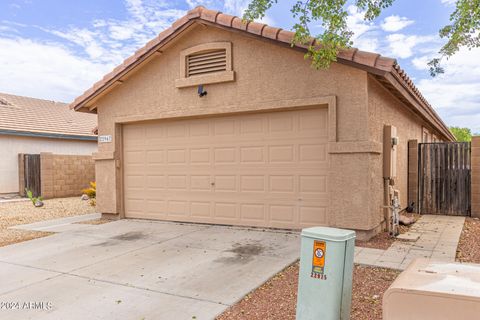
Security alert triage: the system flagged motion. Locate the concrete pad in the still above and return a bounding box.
[0,219,299,319]
[0,274,226,320]
[0,262,60,295]
[396,232,421,241]
[73,238,299,305]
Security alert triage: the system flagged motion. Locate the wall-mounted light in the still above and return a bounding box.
[198,85,207,97]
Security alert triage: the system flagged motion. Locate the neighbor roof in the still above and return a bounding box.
[0,92,97,140]
[69,6,455,141]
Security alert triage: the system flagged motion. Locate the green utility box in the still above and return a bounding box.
[296,227,356,320]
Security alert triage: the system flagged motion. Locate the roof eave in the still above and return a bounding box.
[0,128,98,141]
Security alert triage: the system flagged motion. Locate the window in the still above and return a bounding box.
[175,42,234,88]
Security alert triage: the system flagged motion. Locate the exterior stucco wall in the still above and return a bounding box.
[92,24,387,233]
[367,76,446,225]
[0,135,97,194]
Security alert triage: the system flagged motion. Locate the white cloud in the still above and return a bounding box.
[381,15,414,32]
[386,33,435,58]
[0,37,113,102]
[346,5,378,52]
[0,0,186,102]
[413,47,480,133]
[441,0,456,5]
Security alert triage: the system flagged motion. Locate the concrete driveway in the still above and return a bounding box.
[0,218,300,320]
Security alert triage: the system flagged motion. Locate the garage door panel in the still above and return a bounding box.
[240,175,265,192]
[146,150,165,164]
[269,205,296,224]
[214,202,237,219]
[190,201,211,218]
[299,206,327,225]
[214,175,236,191]
[190,148,210,163]
[167,200,188,216]
[240,203,265,221]
[166,149,187,164]
[240,146,264,163]
[146,175,165,189]
[124,108,329,229]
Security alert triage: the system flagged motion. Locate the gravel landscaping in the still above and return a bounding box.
[216,262,400,320]
[456,217,480,263]
[356,213,420,250]
[0,197,96,247]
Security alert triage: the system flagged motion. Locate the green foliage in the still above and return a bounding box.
[433,0,480,76]
[82,181,96,207]
[25,189,43,207]
[450,126,472,142]
[82,181,96,199]
[244,0,479,75]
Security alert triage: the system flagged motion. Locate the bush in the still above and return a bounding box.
[82,181,96,199]
[82,182,96,207]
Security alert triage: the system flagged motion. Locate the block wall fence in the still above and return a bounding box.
[472,137,480,218]
[19,152,95,199]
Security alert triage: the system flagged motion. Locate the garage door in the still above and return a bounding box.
[123,107,329,229]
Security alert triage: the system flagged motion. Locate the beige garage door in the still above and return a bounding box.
[123,107,329,229]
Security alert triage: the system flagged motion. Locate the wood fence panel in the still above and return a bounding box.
[418,142,471,216]
[24,154,41,197]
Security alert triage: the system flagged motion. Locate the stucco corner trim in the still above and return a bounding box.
[175,70,235,88]
[328,141,382,154]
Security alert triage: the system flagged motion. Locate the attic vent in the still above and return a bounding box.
[175,42,234,88]
[187,49,227,77]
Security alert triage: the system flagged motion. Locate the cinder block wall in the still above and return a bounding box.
[472,137,480,218]
[408,140,419,212]
[40,153,95,199]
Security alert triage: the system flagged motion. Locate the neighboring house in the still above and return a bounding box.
[70,7,454,239]
[0,92,97,194]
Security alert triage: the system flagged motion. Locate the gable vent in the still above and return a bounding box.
[187,49,227,77]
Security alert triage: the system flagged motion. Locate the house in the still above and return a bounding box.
[70,7,454,239]
[0,92,97,194]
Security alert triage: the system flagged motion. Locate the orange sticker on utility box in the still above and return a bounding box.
[311,240,326,279]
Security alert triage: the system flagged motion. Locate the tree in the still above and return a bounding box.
[450,126,473,142]
[244,0,480,76]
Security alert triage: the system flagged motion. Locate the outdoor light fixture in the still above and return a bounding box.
[198,85,207,97]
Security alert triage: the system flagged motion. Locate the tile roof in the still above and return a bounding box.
[0,92,97,139]
[69,6,454,141]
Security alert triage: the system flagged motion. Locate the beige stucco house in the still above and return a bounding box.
[70,7,454,239]
[0,93,97,194]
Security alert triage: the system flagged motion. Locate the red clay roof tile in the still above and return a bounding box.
[261,26,281,40]
[200,8,220,22]
[247,21,266,35]
[231,17,248,31]
[277,30,295,44]
[216,13,235,27]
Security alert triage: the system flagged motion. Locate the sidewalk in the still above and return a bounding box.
[354,214,465,270]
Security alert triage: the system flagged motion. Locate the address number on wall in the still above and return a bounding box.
[99,135,112,143]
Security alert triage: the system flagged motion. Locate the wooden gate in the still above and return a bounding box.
[24,154,41,197]
[418,142,471,216]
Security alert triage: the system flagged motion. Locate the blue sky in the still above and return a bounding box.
[0,0,478,132]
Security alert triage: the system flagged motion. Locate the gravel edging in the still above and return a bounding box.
[0,197,96,247]
[456,217,480,263]
[216,262,400,320]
